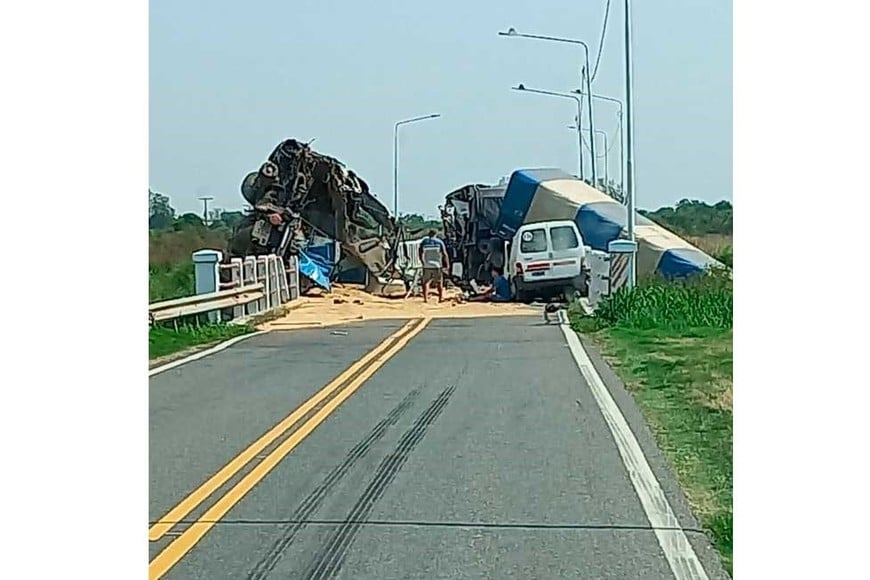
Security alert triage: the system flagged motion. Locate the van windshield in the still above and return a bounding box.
[550,225,579,250]
[520,228,547,253]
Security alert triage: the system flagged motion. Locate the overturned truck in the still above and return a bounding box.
[444,168,722,288]
[227,139,401,292]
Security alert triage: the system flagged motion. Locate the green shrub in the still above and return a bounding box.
[592,270,732,331]
[149,263,195,302]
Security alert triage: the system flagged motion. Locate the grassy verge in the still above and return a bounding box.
[149,323,253,361]
[570,273,733,574]
[150,262,195,302]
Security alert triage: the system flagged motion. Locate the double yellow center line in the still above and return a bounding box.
[149,317,431,579]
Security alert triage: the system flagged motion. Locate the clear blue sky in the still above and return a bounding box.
[150,0,731,218]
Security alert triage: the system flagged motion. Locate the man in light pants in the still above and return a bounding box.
[418,229,449,303]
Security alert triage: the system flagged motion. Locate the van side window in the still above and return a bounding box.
[550,225,579,250]
[520,228,547,253]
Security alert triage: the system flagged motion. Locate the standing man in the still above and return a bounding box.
[418,229,449,303]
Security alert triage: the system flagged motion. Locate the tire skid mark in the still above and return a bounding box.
[247,386,423,580]
[303,385,456,580]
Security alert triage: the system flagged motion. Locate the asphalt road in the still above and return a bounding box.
[149,316,727,580]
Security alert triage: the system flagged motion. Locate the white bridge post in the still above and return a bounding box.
[192,249,222,323]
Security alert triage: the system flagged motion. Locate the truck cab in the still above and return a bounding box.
[505,220,588,303]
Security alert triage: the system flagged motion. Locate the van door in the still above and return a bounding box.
[516,225,551,281]
[547,223,582,280]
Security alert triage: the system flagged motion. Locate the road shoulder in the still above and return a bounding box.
[577,332,731,580]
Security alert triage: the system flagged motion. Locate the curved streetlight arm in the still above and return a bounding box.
[499,27,596,184]
[514,85,581,104]
[513,85,585,179]
[573,89,623,112]
[395,113,441,129]
[573,90,626,196]
[499,28,589,50]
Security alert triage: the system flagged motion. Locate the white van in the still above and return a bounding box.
[505,220,588,303]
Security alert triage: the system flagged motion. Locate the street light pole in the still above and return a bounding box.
[596,130,609,187]
[568,125,610,188]
[499,28,597,185]
[574,90,625,196]
[393,113,441,217]
[512,84,584,179]
[623,0,637,287]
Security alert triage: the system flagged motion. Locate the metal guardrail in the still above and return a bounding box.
[149,285,265,323]
[148,251,300,325]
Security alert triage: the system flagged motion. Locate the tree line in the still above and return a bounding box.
[640,199,732,237]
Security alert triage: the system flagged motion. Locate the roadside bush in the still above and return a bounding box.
[149,226,231,267]
[149,262,195,302]
[591,269,732,331]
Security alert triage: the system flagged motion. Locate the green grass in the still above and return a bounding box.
[591,270,732,331]
[150,263,195,302]
[570,274,733,575]
[149,323,253,360]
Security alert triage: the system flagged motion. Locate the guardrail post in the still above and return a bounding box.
[192,249,222,323]
[267,255,278,308]
[243,256,257,316]
[286,255,299,300]
[256,257,268,313]
[276,258,289,303]
[230,257,244,319]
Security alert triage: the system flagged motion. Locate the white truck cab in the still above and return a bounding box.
[505,220,588,303]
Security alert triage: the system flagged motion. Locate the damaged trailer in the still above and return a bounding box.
[227,138,403,293]
[494,168,722,279]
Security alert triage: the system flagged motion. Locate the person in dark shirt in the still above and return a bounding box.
[469,266,512,302]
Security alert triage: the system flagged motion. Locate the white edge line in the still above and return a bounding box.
[148,330,271,377]
[559,320,711,580]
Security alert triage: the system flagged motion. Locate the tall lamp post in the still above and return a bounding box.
[393,113,441,217]
[623,0,637,287]
[592,130,610,188]
[499,27,597,185]
[512,84,586,180]
[573,90,624,196]
[568,126,610,188]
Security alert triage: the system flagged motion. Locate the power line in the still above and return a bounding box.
[590,0,612,82]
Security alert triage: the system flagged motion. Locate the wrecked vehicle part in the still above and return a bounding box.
[228,139,400,291]
[441,182,507,285]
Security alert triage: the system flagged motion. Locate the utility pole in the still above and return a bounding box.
[624,0,637,287]
[198,196,214,225]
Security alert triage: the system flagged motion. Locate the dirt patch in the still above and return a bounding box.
[260,284,537,330]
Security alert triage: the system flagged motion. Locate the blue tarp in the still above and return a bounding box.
[658,248,720,279]
[494,168,569,240]
[298,242,337,291]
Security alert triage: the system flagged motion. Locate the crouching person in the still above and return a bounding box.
[469,266,512,302]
